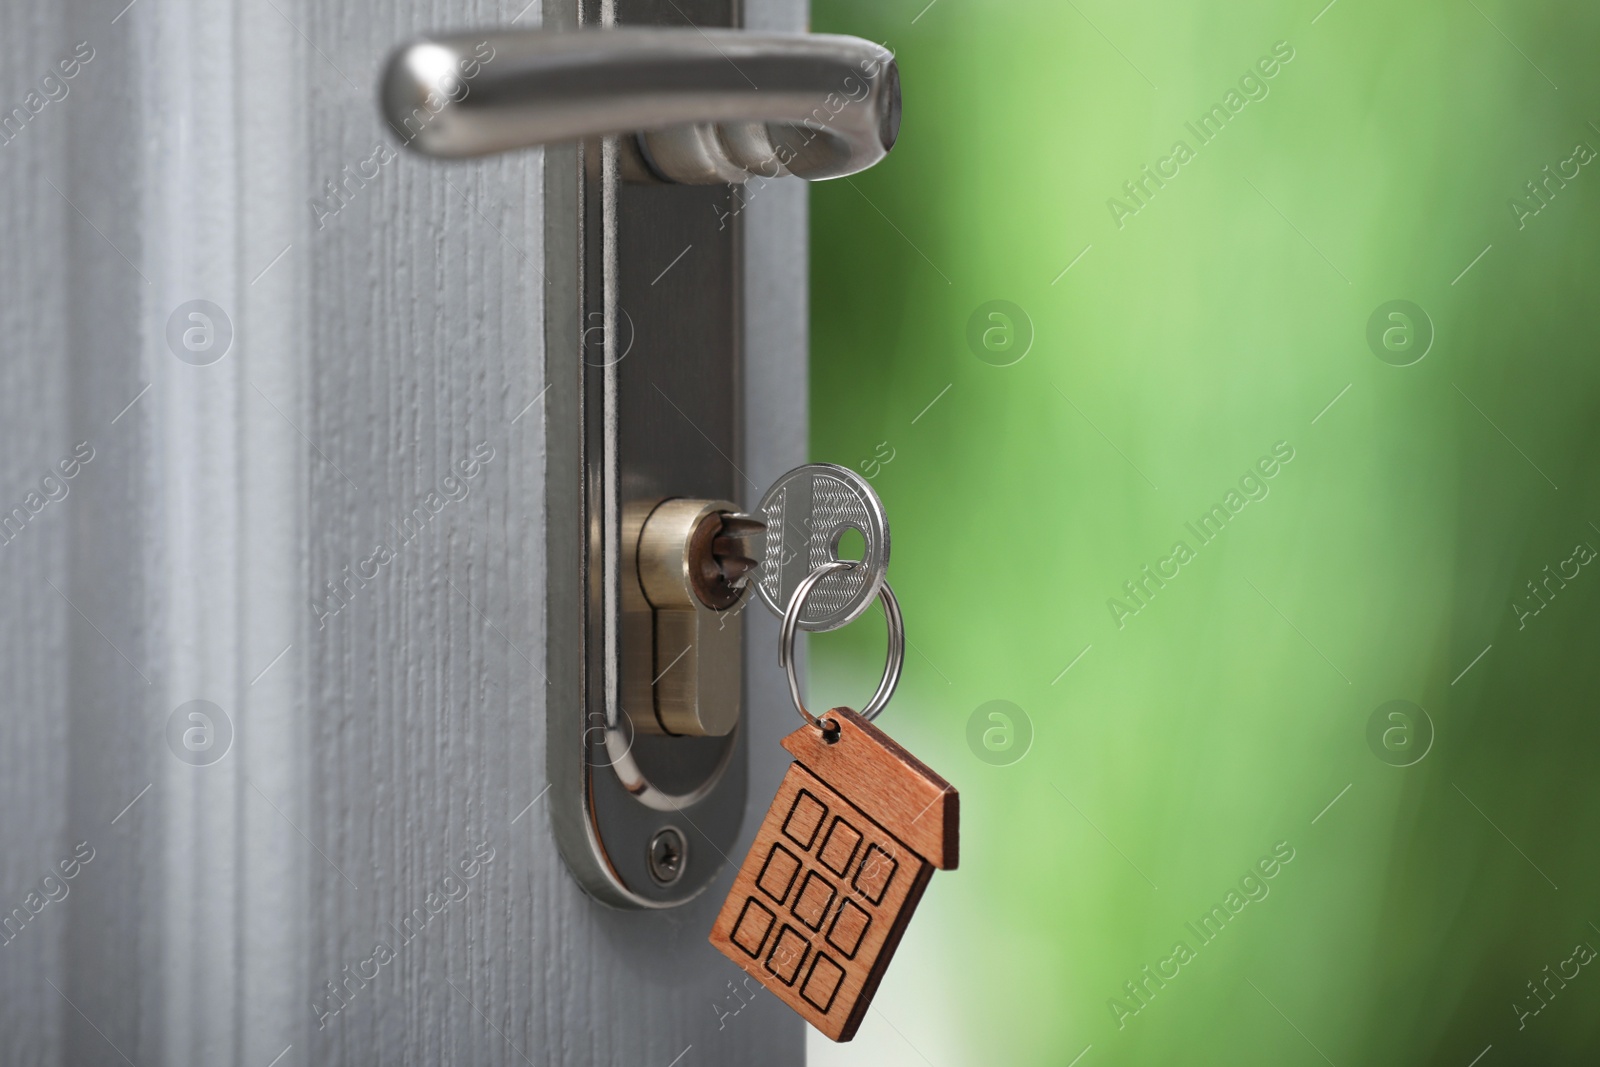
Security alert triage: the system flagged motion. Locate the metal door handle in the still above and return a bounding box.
[381,28,900,183]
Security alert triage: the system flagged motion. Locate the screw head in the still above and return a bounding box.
[647,827,687,885]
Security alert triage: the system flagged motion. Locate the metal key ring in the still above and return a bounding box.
[778,560,904,731]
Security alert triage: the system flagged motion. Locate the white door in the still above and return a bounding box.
[0,0,809,1063]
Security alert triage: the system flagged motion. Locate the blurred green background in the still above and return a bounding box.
[803,0,1600,1063]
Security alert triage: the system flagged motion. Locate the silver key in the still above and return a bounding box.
[751,463,890,632]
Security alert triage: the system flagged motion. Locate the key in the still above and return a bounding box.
[709,561,958,1042]
[751,463,890,632]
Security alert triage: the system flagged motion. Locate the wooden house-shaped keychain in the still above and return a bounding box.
[710,706,959,1041]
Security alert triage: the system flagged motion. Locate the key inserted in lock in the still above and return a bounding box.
[383,9,908,909]
[624,499,764,737]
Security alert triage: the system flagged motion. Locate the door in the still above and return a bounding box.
[0,0,808,1064]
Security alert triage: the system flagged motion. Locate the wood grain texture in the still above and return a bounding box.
[709,764,933,1041]
[781,707,959,870]
[710,708,957,1041]
[0,4,73,1063]
[0,0,810,1062]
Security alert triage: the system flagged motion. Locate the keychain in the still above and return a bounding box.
[708,559,959,1041]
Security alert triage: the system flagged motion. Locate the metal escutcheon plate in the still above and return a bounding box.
[753,463,890,632]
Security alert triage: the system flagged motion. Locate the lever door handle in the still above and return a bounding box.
[381,28,900,183]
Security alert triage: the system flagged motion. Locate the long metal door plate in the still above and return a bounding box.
[543,0,748,908]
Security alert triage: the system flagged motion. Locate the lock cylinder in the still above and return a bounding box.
[626,499,762,737]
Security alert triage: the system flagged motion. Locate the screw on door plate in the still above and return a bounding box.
[648,827,687,885]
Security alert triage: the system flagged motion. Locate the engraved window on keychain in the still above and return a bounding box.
[709,559,959,1042]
